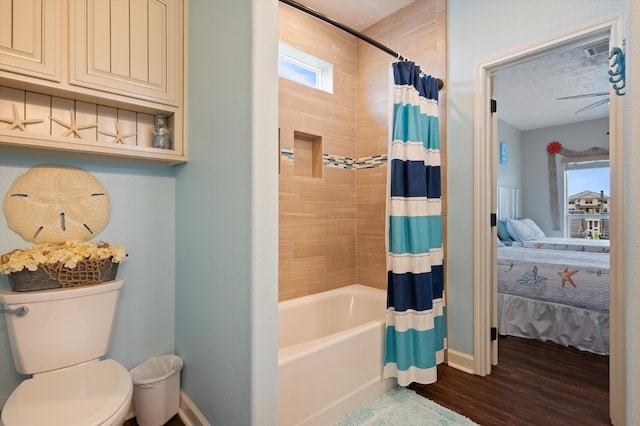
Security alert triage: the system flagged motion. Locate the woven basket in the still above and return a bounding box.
[8,259,119,292]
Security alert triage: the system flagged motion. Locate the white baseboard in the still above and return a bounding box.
[446,349,475,374]
[124,389,209,426]
[178,390,210,426]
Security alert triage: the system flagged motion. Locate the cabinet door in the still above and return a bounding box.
[70,0,182,107]
[0,0,61,81]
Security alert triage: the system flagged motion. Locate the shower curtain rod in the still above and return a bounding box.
[278,0,444,90]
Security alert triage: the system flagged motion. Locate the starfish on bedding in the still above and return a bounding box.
[557,267,578,288]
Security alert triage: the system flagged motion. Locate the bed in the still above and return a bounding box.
[497,246,609,355]
[511,237,609,253]
[498,217,609,252]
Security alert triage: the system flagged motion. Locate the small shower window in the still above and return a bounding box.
[278,42,333,94]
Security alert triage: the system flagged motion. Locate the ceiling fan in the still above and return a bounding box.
[556,92,609,114]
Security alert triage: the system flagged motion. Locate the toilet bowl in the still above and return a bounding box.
[1,359,133,426]
[0,280,132,426]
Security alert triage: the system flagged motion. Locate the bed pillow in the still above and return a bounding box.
[497,219,514,244]
[497,237,505,247]
[506,218,538,242]
[521,218,546,239]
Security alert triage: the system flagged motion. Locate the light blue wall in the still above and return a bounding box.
[521,118,609,236]
[175,0,278,424]
[0,152,176,408]
[1,1,280,423]
[447,0,625,356]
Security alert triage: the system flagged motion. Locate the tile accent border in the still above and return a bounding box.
[323,153,355,169]
[280,146,294,160]
[354,154,387,169]
[280,148,387,170]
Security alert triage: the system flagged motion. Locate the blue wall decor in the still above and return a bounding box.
[500,142,508,165]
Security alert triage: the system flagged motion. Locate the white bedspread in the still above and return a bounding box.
[497,246,610,354]
[497,246,609,312]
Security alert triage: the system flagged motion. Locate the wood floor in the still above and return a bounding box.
[124,414,184,426]
[410,335,610,426]
[124,336,608,426]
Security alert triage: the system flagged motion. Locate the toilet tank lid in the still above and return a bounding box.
[0,279,124,304]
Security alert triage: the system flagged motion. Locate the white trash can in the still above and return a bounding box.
[130,355,184,426]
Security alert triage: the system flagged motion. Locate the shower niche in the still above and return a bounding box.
[293,130,323,179]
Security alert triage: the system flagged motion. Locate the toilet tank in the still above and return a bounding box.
[0,279,125,375]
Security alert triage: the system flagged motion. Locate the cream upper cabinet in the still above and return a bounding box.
[70,0,182,107]
[0,0,187,165]
[0,0,62,82]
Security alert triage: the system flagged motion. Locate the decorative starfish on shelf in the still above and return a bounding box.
[0,103,44,131]
[49,109,97,138]
[99,120,137,144]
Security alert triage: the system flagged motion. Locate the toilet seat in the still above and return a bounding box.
[1,359,133,426]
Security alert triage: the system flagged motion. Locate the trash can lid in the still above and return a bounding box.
[130,354,184,385]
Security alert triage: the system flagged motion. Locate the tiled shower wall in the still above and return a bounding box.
[278,4,357,301]
[278,0,447,300]
[356,0,448,290]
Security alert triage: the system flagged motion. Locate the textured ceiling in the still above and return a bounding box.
[495,37,611,131]
[291,1,611,132]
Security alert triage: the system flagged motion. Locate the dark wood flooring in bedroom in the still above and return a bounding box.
[411,335,610,426]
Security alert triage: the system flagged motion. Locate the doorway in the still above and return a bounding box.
[473,13,625,425]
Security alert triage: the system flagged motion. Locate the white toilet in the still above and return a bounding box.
[0,279,133,426]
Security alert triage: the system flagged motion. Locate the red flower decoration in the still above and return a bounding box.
[547,141,562,154]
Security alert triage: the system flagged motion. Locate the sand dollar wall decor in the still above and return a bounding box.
[3,164,110,244]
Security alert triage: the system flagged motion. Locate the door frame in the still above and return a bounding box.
[472,13,626,425]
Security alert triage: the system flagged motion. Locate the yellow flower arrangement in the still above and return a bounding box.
[1,240,127,274]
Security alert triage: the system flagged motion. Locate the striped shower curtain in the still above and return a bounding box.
[383,61,446,386]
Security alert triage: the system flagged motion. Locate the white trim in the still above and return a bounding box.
[606,12,626,425]
[179,390,211,426]
[473,12,626,424]
[125,389,210,426]
[446,349,475,375]
[473,48,494,377]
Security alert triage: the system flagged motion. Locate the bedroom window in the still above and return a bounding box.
[565,160,610,239]
[278,42,333,93]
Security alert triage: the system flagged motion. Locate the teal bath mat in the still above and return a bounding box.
[335,386,478,425]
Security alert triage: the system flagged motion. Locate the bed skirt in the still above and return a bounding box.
[497,293,609,355]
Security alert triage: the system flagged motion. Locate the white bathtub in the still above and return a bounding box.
[278,285,397,425]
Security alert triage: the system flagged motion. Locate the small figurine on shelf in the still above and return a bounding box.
[152,115,171,149]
